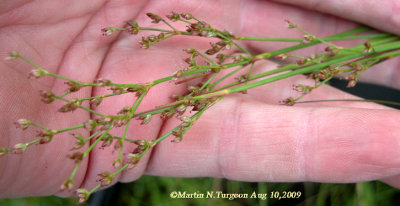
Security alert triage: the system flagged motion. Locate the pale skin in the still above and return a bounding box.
[0,0,399,198]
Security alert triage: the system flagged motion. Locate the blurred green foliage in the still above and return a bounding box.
[2,177,399,206]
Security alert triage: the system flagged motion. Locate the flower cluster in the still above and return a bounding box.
[3,11,400,204]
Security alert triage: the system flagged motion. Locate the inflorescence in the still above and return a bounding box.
[3,11,400,204]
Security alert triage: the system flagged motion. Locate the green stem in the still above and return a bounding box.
[197,52,218,65]
[30,121,50,130]
[112,163,130,177]
[296,99,400,107]
[234,36,303,42]
[199,73,218,91]
[233,33,391,42]
[197,41,400,98]
[150,61,249,86]
[111,136,137,143]
[217,39,400,91]
[56,124,84,133]
[26,138,41,146]
[161,19,177,31]
[210,64,248,89]
[216,32,251,55]
[69,162,81,180]
[79,92,127,101]
[119,91,148,159]
[253,27,374,59]
[89,184,102,194]
[83,128,112,157]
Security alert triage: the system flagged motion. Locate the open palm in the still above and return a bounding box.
[1,0,399,197]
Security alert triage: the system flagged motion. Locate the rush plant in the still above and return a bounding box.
[2,12,400,204]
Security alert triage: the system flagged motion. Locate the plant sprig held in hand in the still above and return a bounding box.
[2,11,400,204]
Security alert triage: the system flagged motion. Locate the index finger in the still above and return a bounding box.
[144,97,400,184]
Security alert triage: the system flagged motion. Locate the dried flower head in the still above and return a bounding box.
[38,130,56,144]
[89,96,103,107]
[72,133,86,149]
[285,19,297,29]
[166,11,180,21]
[97,171,114,186]
[101,27,116,36]
[0,147,9,156]
[14,118,31,130]
[127,153,140,168]
[136,114,152,125]
[180,12,193,20]
[60,179,75,191]
[293,84,313,94]
[281,97,296,106]
[126,20,139,34]
[101,133,113,148]
[364,41,373,53]
[84,119,98,131]
[302,34,315,43]
[146,13,162,23]
[58,99,81,112]
[29,68,48,79]
[13,143,27,154]
[96,78,112,87]
[65,81,84,92]
[68,152,84,163]
[76,188,90,204]
[5,50,19,60]
[112,158,122,168]
[113,139,123,151]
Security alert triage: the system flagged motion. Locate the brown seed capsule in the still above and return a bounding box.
[40,90,56,104]
[39,130,55,144]
[166,11,180,21]
[96,78,111,87]
[180,13,193,20]
[65,81,83,92]
[13,143,27,154]
[101,133,113,148]
[281,97,296,106]
[285,20,297,28]
[60,179,75,191]
[127,153,140,168]
[28,69,48,79]
[146,13,162,23]
[0,147,8,156]
[67,152,84,163]
[141,114,152,125]
[173,70,184,79]
[126,20,139,35]
[89,97,103,107]
[15,118,31,130]
[97,171,114,186]
[84,119,98,131]
[76,188,90,204]
[101,27,115,36]
[58,99,80,113]
[112,158,122,168]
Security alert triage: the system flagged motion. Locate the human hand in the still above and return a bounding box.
[0,0,399,198]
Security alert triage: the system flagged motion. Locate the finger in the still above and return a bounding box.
[381,175,400,188]
[238,1,400,90]
[271,0,400,35]
[146,97,400,184]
